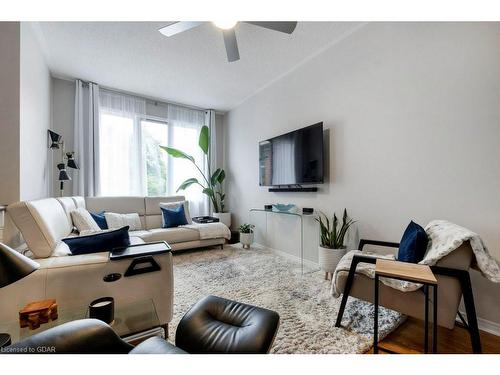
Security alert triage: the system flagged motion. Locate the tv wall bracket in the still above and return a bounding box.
[268,185,318,192]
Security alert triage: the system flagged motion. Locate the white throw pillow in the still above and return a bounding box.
[159,201,192,225]
[104,212,142,231]
[71,208,101,233]
[52,241,71,257]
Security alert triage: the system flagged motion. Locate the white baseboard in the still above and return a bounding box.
[252,242,319,271]
[478,317,500,337]
[458,311,500,337]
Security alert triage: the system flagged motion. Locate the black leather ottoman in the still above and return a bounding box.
[176,295,280,354]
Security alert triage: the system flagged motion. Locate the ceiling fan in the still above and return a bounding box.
[159,21,298,62]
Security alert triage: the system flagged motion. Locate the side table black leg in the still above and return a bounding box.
[373,274,379,354]
[433,285,438,353]
[0,333,11,348]
[424,284,429,354]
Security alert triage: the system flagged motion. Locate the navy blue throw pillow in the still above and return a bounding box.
[90,211,108,230]
[397,221,429,263]
[161,204,188,228]
[62,226,130,255]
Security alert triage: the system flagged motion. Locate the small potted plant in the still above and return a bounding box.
[238,223,255,249]
[316,209,355,280]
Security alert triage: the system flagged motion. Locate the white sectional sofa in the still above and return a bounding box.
[1,195,226,329]
[84,195,226,251]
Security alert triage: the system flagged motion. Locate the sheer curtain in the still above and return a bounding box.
[168,104,208,217]
[98,90,146,196]
[73,80,100,196]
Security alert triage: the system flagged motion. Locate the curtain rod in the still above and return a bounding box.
[55,74,222,114]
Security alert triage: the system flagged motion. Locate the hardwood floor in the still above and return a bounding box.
[367,317,500,354]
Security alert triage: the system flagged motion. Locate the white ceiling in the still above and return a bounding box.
[35,22,363,112]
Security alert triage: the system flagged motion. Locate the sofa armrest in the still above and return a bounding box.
[5,319,133,354]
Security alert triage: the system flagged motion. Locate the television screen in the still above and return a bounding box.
[259,122,324,186]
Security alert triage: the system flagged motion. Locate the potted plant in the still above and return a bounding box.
[238,223,255,249]
[316,209,355,280]
[160,125,231,227]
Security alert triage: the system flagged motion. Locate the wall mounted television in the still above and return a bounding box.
[259,122,324,188]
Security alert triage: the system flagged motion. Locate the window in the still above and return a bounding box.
[141,119,169,196]
[99,113,140,196]
[99,114,203,196]
[97,90,209,216]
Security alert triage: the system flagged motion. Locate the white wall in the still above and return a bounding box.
[51,77,75,195]
[20,23,52,201]
[225,23,500,325]
[0,22,21,206]
[0,22,52,204]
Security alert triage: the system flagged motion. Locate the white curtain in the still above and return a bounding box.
[168,104,208,217]
[205,109,217,214]
[73,80,100,196]
[98,90,146,196]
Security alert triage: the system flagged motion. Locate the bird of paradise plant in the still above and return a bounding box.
[160,125,226,213]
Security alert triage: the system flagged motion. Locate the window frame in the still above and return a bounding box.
[139,115,173,196]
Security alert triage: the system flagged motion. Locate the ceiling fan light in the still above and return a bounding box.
[212,21,238,30]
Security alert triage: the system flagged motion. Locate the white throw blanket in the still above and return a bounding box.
[331,220,500,297]
[180,222,231,240]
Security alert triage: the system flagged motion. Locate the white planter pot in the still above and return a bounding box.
[213,212,231,228]
[240,232,254,249]
[318,246,346,277]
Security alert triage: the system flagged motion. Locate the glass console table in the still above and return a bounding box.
[0,299,163,345]
[249,208,318,274]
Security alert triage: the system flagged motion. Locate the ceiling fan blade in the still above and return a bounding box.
[158,21,203,37]
[222,29,240,62]
[244,21,297,34]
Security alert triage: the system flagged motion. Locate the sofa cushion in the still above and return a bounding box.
[71,196,86,209]
[144,196,186,216]
[397,221,428,263]
[129,230,151,238]
[62,226,131,256]
[7,198,73,258]
[85,196,146,216]
[56,197,78,224]
[142,227,200,244]
[129,236,146,245]
[160,205,188,228]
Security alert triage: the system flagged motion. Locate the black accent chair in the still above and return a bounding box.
[334,239,482,353]
[4,296,280,354]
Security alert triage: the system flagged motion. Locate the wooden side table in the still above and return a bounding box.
[374,259,438,354]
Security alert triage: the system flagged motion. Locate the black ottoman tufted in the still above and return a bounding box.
[175,295,280,354]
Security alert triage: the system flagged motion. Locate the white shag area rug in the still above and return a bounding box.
[170,245,405,354]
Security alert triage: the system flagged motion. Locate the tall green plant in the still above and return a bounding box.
[316,209,355,249]
[160,125,226,213]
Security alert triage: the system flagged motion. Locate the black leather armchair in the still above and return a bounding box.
[4,319,185,354]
